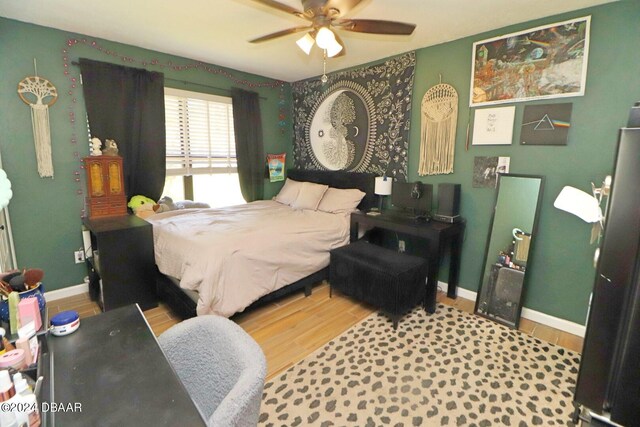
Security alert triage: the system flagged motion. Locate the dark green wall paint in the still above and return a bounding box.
[404,1,639,323]
[0,18,292,291]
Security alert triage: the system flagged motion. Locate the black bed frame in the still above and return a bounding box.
[156,169,377,320]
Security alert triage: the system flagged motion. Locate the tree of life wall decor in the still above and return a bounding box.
[470,16,591,107]
[292,52,415,182]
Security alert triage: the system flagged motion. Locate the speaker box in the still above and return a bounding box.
[435,183,461,219]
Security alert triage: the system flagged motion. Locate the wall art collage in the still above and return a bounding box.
[469,16,588,187]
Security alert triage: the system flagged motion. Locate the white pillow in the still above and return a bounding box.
[274,178,303,206]
[318,187,366,214]
[291,182,329,210]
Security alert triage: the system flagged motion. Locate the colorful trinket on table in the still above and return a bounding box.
[0,269,46,333]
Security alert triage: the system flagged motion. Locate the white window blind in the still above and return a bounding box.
[164,87,236,176]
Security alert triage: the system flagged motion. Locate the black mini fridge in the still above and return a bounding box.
[573,102,640,426]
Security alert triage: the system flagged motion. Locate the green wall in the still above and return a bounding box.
[404,0,639,323]
[0,18,292,292]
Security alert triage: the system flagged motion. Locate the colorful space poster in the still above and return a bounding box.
[470,16,590,106]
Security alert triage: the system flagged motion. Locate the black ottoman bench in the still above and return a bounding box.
[330,240,430,329]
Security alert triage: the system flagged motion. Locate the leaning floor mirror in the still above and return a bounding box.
[475,174,544,328]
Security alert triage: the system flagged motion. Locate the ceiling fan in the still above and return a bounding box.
[249,0,416,58]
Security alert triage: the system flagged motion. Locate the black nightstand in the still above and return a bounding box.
[82,215,158,311]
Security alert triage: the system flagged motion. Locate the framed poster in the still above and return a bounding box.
[520,103,573,145]
[267,153,286,182]
[472,106,516,146]
[470,16,591,107]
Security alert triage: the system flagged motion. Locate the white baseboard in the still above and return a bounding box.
[439,281,586,338]
[43,280,587,337]
[44,283,89,302]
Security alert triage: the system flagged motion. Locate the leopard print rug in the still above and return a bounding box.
[259,304,580,426]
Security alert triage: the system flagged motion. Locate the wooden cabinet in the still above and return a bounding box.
[83,215,157,312]
[84,156,127,218]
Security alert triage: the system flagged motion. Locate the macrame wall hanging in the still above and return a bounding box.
[17,59,58,178]
[419,78,458,176]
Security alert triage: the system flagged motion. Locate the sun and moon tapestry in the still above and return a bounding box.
[292,52,415,182]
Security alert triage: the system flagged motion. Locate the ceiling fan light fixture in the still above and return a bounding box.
[326,38,343,57]
[315,26,335,49]
[296,33,315,55]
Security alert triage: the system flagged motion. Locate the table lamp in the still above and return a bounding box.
[374,176,392,212]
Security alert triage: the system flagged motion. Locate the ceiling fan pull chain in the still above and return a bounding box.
[321,49,328,83]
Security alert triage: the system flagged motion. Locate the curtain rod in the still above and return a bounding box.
[164,78,268,100]
[71,61,267,100]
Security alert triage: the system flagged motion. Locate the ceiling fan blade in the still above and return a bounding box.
[250,0,306,18]
[249,26,312,43]
[334,19,416,35]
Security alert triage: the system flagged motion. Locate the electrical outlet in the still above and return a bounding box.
[74,250,85,264]
[398,240,406,253]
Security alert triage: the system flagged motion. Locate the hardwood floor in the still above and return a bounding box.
[47,282,584,380]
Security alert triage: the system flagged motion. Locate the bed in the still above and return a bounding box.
[151,169,376,319]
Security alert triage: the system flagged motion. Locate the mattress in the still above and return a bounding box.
[146,200,350,317]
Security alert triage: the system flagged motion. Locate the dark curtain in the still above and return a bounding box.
[231,88,264,202]
[79,58,166,201]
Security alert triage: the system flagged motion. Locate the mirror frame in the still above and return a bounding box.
[474,173,545,329]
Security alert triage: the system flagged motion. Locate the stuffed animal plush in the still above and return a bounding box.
[128,195,158,219]
[103,139,119,156]
[154,196,210,213]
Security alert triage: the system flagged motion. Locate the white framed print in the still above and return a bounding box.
[470,16,591,107]
[472,106,516,146]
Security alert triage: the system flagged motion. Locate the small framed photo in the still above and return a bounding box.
[472,106,516,146]
[267,153,286,182]
[473,156,510,188]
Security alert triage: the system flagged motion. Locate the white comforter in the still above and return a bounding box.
[147,200,350,317]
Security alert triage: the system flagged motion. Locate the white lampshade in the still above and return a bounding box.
[554,186,602,223]
[326,38,343,58]
[0,169,12,210]
[296,33,315,55]
[315,27,335,49]
[374,176,392,196]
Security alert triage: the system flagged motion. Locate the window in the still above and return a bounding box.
[163,88,245,208]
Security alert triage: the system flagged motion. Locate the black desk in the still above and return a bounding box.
[350,211,465,313]
[46,305,205,427]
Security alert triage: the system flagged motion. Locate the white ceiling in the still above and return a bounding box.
[1,0,616,82]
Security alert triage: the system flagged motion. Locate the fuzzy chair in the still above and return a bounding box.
[159,316,266,427]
